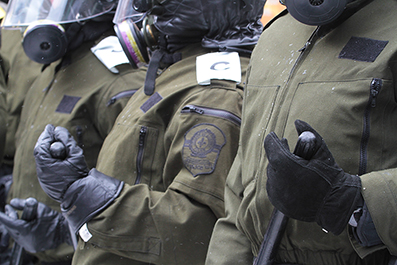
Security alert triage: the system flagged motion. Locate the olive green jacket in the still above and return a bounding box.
[71,44,248,265]
[10,33,146,262]
[206,0,397,264]
[0,29,43,169]
[0,54,7,165]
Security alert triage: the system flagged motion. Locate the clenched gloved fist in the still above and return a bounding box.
[34,124,89,202]
[0,198,73,253]
[34,125,124,234]
[264,119,363,235]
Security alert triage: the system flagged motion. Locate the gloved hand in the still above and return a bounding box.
[264,119,363,235]
[61,168,124,234]
[34,124,89,202]
[0,224,10,253]
[0,198,73,253]
[34,125,124,234]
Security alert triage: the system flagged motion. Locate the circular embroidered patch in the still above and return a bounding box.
[182,123,226,177]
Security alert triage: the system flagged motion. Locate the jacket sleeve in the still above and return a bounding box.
[0,54,8,163]
[0,83,6,163]
[78,85,243,264]
[205,149,254,264]
[358,168,397,257]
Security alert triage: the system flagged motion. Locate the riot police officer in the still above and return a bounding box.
[34,0,266,264]
[0,0,146,263]
[206,0,397,264]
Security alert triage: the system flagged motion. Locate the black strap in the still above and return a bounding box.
[219,46,253,55]
[144,49,164,96]
[143,34,182,95]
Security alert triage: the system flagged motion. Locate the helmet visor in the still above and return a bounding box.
[2,0,117,28]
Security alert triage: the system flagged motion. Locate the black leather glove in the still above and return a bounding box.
[264,119,363,235]
[0,198,73,253]
[34,124,89,202]
[0,224,10,253]
[61,168,124,233]
[34,125,124,234]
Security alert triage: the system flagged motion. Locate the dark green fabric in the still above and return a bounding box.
[71,43,248,264]
[9,32,146,263]
[0,29,43,168]
[0,58,6,166]
[206,0,397,264]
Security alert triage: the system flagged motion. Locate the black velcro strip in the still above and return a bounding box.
[140,92,163,113]
[55,95,81,114]
[339,37,388,62]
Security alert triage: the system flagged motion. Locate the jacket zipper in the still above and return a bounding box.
[359,78,382,175]
[288,27,320,86]
[273,27,320,131]
[106,89,138,106]
[76,126,84,148]
[135,126,147,184]
[181,105,241,126]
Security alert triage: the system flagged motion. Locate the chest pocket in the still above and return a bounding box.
[133,125,160,186]
[98,123,160,187]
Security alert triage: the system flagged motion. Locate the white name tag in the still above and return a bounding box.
[79,223,93,242]
[196,52,241,85]
[91,36,130,74]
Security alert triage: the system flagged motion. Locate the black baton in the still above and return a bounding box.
[254,131,316,265]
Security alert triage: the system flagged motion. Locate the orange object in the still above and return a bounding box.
[261,0,286,25]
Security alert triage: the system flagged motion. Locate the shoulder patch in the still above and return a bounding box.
[182,123,226,177]
[339,37,388,62]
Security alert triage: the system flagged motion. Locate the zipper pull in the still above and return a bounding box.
[298,41,311,52]
[106,89,138,106]
[76,126,84,147]
[370,78,382,107]
[139,126,147,146]
[106,97,117,106]
[183,105,204,114]
[135,126,147,185]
